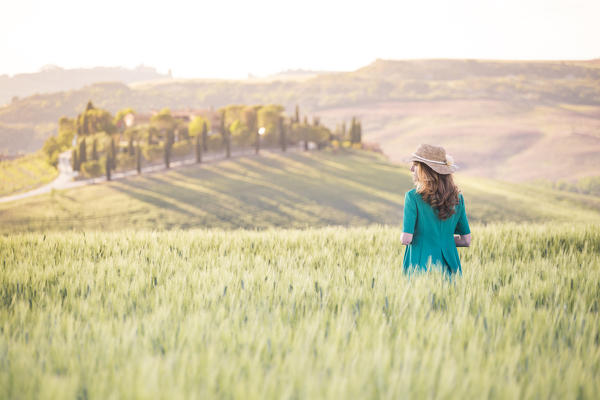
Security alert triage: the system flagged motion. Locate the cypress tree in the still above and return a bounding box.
[87,114,95,135]
[164,131,172,168]
[195,133,202,163]
[279,116,286,152]
[220,111,230,158]
[295,105,300,123]
[136,142,142,174]
[82,114,89,135]
[255,128,260,155]
[72,149,79,172]
[128,136,134,156]
[357,121,362,144]
[202,121,208,152]
[105,155,111,181]
[79,138,87,163]
[164,141,170,169]
[110,137,117,170]
[225,126,231,158]
[92,138,98,161]
[303,116,309,151]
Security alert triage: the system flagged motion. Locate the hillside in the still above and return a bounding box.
[1,150,599,234]
[317,100,600,182]
[0,65,169,107]
[0,59,599,182]
[0,151,58,196]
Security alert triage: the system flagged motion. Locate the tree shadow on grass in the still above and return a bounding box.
[108,169,324,228]
[177,155,400,225]
[233,153,404,207]
[110,182,198,219]
[283,151,413,193]
[107,151,407,229]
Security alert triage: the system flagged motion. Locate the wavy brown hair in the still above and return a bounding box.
[413,161,460,220]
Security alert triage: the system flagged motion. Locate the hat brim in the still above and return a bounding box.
[407,155,457,175]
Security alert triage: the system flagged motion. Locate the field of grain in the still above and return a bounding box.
[1,224,599,399]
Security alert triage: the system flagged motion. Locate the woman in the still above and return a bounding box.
[401,144,471,276]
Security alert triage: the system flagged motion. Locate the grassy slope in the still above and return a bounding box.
[1,150,600,234]
[0,152,58,196]
[1,225,599,398]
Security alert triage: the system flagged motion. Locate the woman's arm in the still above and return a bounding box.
[401,232,413,245]
[454,234,471,247]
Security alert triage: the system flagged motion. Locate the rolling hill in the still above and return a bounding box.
[1,59,599,183]
[317,100,600,182]
[1,149,599,234]
[0,65,168,107]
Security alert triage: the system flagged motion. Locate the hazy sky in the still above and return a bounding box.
[1,0,598,79]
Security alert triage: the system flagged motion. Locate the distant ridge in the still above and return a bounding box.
[353,58,600,80]
[0,65,169,106]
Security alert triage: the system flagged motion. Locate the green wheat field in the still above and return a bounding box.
[1,150,599,399]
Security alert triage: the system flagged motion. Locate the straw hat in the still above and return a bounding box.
[407,144,458,174]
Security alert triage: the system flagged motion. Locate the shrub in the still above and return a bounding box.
[207,135,223,152]
[577,176,600,196]
[46,151,59,167]
[172,141,193,158]
[142,144,163,163]
[42,136,60,167]
[80,160,105,178]
[115,153,136,171]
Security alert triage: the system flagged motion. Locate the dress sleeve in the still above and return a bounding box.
[454,193,471,235]
[402,191,417,234]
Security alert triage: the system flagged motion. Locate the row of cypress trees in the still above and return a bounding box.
[71,106,362,181]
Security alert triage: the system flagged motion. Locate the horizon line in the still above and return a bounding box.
[2,56,600,80]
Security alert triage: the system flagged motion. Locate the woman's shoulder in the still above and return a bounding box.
[456,192,466,209]
[405,188,418,201]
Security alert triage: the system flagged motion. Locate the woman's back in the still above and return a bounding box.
[401,144,471,275]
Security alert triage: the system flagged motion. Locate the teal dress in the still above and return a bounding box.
[402,189,470,275]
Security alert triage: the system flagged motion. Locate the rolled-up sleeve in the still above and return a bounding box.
[454,194,471,235]
[402,191,417,234]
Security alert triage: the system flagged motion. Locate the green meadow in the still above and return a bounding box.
[1,150,599,399]
[1,150,600,234]
[0,152,58,197]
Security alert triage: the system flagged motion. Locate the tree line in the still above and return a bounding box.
[42,101,363,180]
